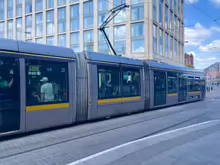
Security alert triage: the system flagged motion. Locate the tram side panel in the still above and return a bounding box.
[25,59,76,132]
[75,53,89,122]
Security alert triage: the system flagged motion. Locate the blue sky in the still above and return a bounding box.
[184,0,220,69]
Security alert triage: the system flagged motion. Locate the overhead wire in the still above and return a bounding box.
[185,0,220,27]
[102,0,195,32]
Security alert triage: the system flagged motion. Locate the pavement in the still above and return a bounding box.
[0,87,220,165]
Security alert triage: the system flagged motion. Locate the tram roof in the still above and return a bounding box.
[0,38,76,59]
[146,61,204,74]
[84,52,144,66]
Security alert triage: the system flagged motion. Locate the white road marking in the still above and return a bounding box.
[67,120,220,165]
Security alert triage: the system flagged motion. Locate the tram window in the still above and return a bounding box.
[0,56,20,133]
[188,77,200,92]
[98,65,120,99]
[122,67,140,97]
[25,59,69,106]
[167,72,177,94]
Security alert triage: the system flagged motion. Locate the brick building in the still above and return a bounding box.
[184,53,194,68]
[204,62,220,84]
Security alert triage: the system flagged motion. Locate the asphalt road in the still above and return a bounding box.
[1,87,220,165]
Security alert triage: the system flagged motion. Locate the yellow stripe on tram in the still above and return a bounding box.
[98,98,121,105]
[188,92,201,95]
[122,96,141,102]
[98,96,141,105]
[168,93,178,97]
[26,103,70,112]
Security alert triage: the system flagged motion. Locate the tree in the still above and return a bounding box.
[186,64,194,68]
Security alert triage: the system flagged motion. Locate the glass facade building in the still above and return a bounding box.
[0,0,184,65]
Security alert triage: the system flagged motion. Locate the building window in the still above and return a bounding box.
[36,0,43,12]
[46,36,55,45]
[132,22,144,53]
[178,41,180,62]
[0,22,5,38]
[70,0,79,3]
[159,0,163,25]
[16,18,22,40]
[170,0,172,8]
[36,13,43,37]
[47,10,54,35]
[36,38,43,44]
[131,0,144,21]
[153,0,157,22]
[26,0,32,14]
[114,0,126,23]
[177,19,180,39]
[47,0,54,8]
[58,7,66,33]
[153,24,157,55]
[98,0,109,25]
[178,0,180,16]
[0,0,4,20]
[70,32,80,52]
[70,4,80,31]
[114,25,126,54]
[170,36,173,59]
[174,39,177,60]
[16,0,22,17]
[98,65,120,100]
[168,72,177,94]
[26,15,32,38]
[165,5,168,30]
[170,11,173,33]
[84,1,93,29]
[8,20,13,39]
[98,28,109,54]
[84,30,94,51]
[159,28,163,56]
[174,15,177,37]
[7,0,13,19]
[165,32,168,57]
[58,34,66,47]
[25,59,69,105]
[58,0,66,6]
[174,0,176,13]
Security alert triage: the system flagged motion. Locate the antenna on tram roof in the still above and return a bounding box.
[99,3,129,56]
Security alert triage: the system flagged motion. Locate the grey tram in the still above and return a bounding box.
[0,38,205,137]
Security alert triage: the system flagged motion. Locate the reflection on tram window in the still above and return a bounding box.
[167,72,177,94]
[0,56,20,133]
[154,71,166,106]
[25,59,69,106]
[98,65,120,99]
[122,68,140,97]
[188,77,201,92]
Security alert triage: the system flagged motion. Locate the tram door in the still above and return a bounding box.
[178,76,187,102]
[154,71,166,106]
[0,56,20,134]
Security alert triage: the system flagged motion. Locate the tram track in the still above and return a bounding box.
[1,101,218,160]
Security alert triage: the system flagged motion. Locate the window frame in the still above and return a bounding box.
[97,64,121,100]
[167,72,177,94]
[25,58,69,106]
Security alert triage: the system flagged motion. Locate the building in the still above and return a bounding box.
[0,0,184,66]
[204,62,220,85]
[184,53,194,68]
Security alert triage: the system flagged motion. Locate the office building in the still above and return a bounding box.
[0,0,184,65]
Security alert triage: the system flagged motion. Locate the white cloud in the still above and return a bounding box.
[199,40,220,53]
[209,0,220,6]
[189,52,217,69]
[185,23,212,46]
[184,23,220,47]
[185,0,200,4]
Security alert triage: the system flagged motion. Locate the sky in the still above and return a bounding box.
[184,0,220,69]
